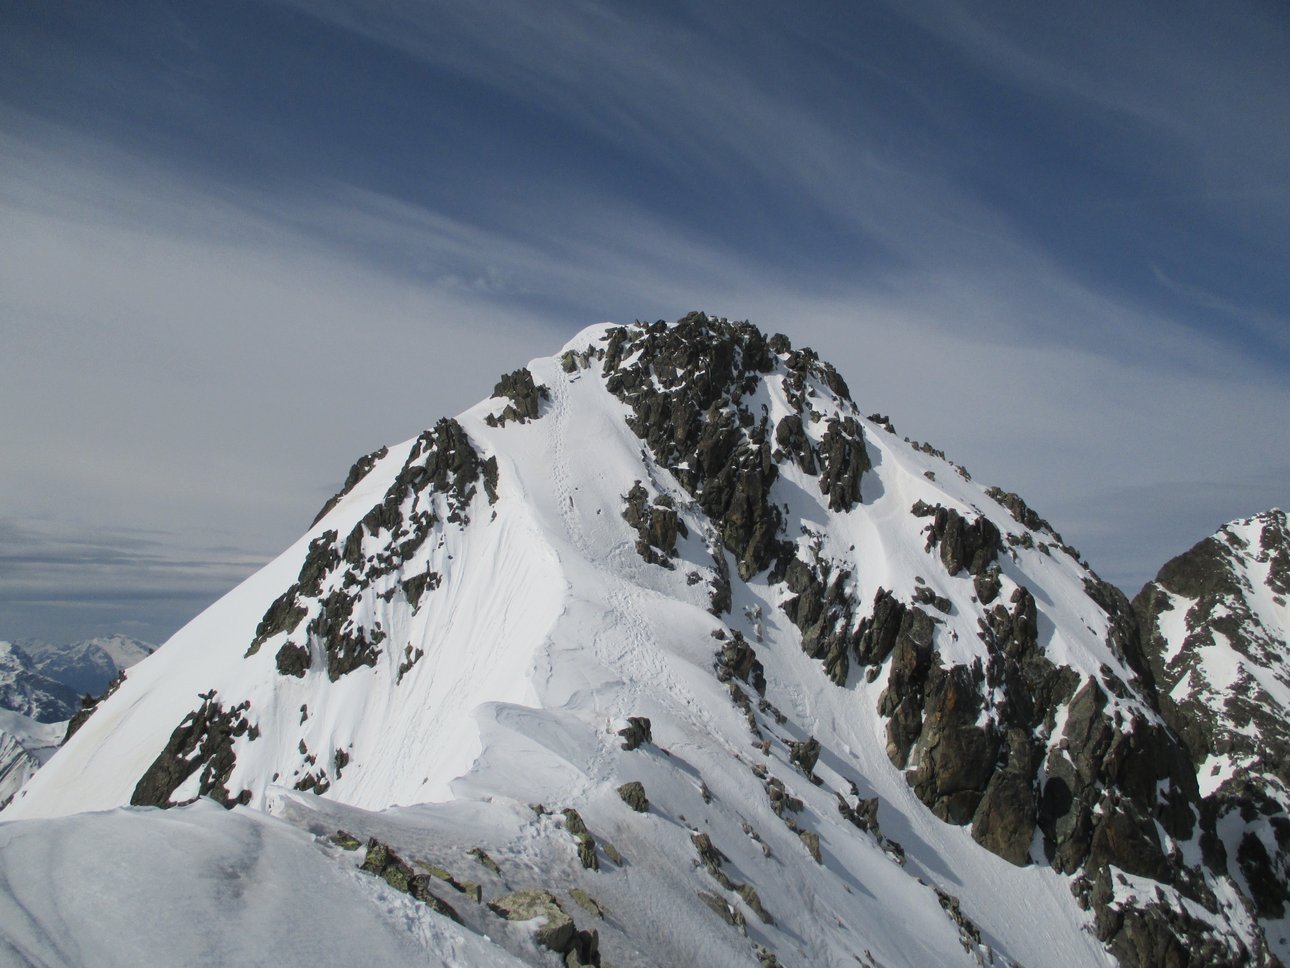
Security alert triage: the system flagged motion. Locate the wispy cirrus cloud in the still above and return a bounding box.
[0,0,1285,641]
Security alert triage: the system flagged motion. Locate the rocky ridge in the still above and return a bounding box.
[1136,509,1290,949]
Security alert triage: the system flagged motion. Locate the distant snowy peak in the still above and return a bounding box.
[9,316,1281,966]
[0,641,80,723]
[19,634,156,697]
[0,708,63,808]
[1135,508,1290,921]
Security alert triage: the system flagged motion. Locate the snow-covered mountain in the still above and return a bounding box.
[0,641,80,723]
[18,634,155,697]
[0,709,62,809]
[3,316,1283,966]
[1135,509,1290,941]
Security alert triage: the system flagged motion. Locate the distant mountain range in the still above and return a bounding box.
[0,634,155,810]
[0,642,81,724]
[14,634,156,699]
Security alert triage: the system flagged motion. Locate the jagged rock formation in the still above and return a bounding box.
[8,315,1284,967]
[485,368,550,427]
[1136,509,1290,948]
[131,692,257,807]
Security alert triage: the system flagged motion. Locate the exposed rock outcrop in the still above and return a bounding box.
[131,692,257,808]
[485,368,550,427]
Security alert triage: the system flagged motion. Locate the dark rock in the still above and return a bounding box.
[554,808,599,869]
[737,884,775,924]
[691,831,731,885]
[576,835,599,871]
[789,737,821,775]
[855,589,908,666]
[618,716,652,750]
[876,611,936,766]
[617,781,649,812]
[912,584,951,614]
[1084,577,1159,702]
[817,416,869,512]
[598,316,794,582]
[489,890,576,953]
[764,776,804,819]
[697,891,742,927]
[919,505,1002,577]
[309,589,382,681]
[294,770,330,794]
[984,486,1051,535]
[1238,829,1288,919]
[971,729,1039,865]
[401,571,440,609]
[708,542,733,615]
[562,808,588,837]
[330,830,362,850]
[774,414,817,475]
[907,662,997,824]
[781,553,856,684]
[274,641,311,678]
[973,565,1002,606]
[713,632,765,695]
[1091,865,1264,968]
[935,888,982,949]
[1133,509,1290,940]
[131,693,255,808]
[487,367,550,426]
[837,793,882,835]
[61,669,127,744]
[396,644,424,683]
[1087,797,1169,883]
[621,482,682,567]
[469,847,501,874]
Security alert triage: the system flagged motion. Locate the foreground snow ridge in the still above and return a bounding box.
[3,315,1283,967]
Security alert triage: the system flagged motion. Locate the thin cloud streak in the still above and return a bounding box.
[4,122,1288,615]
[1,2,1286,640]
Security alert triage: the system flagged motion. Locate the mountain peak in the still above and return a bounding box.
[5,317,1283,966]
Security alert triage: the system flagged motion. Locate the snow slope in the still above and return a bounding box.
[0,800,526,968]
[3,316,1278,966]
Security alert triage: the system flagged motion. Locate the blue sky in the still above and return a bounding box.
[2,0,1287,643]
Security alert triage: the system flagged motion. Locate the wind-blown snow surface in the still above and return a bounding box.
[4,320,1253,965]
[0,800,525,968]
